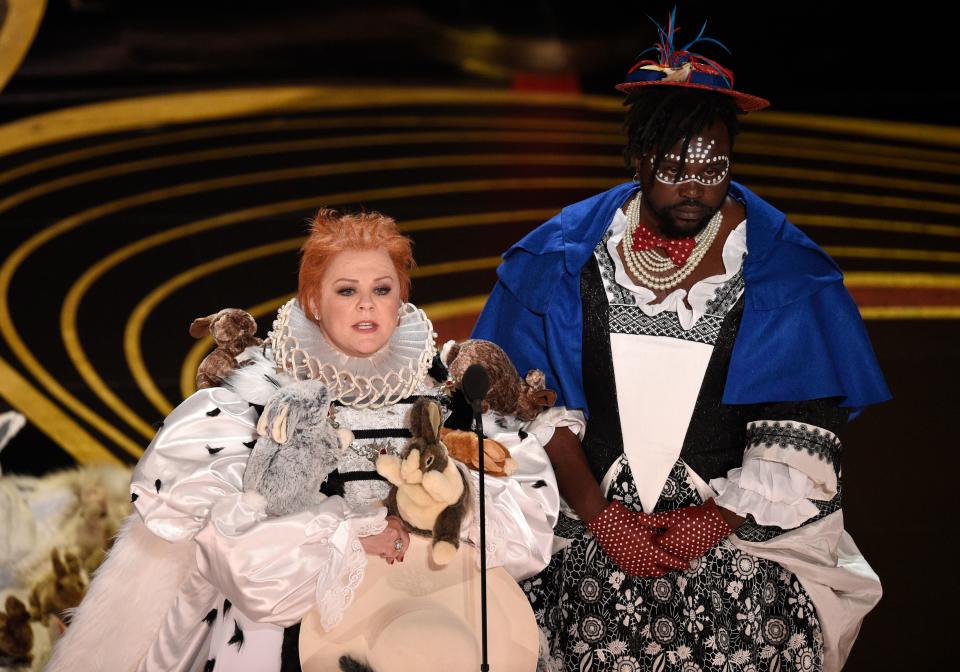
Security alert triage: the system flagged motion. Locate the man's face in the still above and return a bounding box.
[638,119,732,239]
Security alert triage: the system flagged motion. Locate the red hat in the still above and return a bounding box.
[616,9,770,113]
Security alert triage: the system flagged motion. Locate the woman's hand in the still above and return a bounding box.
[359,515,409,564]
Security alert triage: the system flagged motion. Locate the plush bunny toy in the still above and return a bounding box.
[190,308,262,390]
[376,398,469,565]
[243,379,353,517]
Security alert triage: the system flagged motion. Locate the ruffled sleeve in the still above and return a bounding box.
[460,412,561,580]
[195,495,386,630]
[129,387,387,630]
[710,411,844,530]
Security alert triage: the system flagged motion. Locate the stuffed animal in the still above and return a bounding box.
[242,379,353,517]
[28,549,88,626]
[376,398,469,565]
[442,340,557,421]
[439,428,516,477]
[190,308,262,390]
[0,595,33,664]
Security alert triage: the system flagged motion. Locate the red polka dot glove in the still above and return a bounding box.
[587,501,690,577]
[644,499,735,561]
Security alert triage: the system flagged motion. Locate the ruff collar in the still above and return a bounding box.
[269,299,436,409]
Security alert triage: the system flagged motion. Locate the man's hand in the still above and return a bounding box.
[642,499,735,561]
[587,501,689,577]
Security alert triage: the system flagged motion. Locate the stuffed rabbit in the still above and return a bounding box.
[376,398,469,565]
[190,308,262,390]
[243,379,353,517]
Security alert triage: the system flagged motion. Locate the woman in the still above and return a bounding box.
[48,209,560,671]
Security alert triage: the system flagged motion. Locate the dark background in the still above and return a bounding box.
[1,2,956,670]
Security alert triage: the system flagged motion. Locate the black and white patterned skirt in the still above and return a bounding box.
[522,458,823,672]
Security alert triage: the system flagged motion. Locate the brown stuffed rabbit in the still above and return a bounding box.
[0,595,33,664]
[29,549,88,626]
[376,398,470,565]
[189,308,262,389]
[443,339,557,421]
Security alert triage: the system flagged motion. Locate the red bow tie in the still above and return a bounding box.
[630,222,697,266]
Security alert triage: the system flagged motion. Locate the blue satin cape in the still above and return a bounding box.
[471,182,890,416]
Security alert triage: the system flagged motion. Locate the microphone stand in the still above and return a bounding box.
[472,402,490,672]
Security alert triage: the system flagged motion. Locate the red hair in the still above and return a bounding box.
[298,209,415,318]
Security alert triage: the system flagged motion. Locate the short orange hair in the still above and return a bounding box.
[298,208,415,318]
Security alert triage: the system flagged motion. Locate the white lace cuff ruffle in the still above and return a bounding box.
[711,460,820,529]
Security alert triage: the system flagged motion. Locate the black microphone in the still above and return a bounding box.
[462,364,490,413]
[462,362,492,671]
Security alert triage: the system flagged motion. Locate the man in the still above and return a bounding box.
[473,13,889,672]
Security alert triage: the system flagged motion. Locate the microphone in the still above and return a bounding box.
[462,364,490,413]
[462,362,491,671]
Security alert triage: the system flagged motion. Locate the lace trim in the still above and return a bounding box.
[317,515,386,631]
[270,299,437,409]
[746,420,842,467]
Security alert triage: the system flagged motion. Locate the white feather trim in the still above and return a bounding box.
[45,514,197,672]
[222,346,295,405]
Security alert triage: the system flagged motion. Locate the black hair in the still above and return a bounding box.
[622,87,741,181]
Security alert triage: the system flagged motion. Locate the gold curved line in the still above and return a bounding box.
[43,177,614,443]
[5,130,958,223]
[859,306,960,319]
[2,84,959,159]
[0,86,626,157]
[826,247,960,263]
[0,0,46,93]
[0,135,623,215]
[0,114,623,186]
[792,215,960,239]
[127,240,305,416]
[844,272,960,288]
[735,139,960,177]
[6,111,957,192]
[736,163,960,197]
[747,111,960,148]
[752,185,960,216]
[738,132,960,166]
[0,354,118,464]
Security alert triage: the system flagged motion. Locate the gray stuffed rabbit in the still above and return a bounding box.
[243,379,353,516]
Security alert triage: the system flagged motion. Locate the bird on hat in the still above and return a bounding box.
[616,7,770,113]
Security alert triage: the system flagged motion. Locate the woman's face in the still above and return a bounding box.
[312,248,403,357]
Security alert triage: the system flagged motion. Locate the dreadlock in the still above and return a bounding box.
[622,87,741,183]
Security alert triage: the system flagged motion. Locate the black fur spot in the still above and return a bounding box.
[532,480,548,489]
[223,599,232,616]
[243,440,257,449]
[206,408,221,417]
[204,659,215,672]
[518,429,529,440]
[228,620,244,650]
[154,479,161,493]
[203,609,217,626]
[131,492,138,502]
[206,445,225,455]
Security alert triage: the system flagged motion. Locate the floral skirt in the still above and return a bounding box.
[523,458,823,672]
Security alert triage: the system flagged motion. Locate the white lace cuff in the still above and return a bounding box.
[711,460,820,528]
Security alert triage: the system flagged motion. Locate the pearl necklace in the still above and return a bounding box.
[621,195,723,291]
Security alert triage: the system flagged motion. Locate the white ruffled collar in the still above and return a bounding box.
[269,299,436,409]
[606,209,747,330]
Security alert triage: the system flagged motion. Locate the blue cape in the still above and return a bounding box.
[472,181,890,416]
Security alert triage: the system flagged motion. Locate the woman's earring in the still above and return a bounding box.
[632,167,641,184]
[313,311,320,322]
